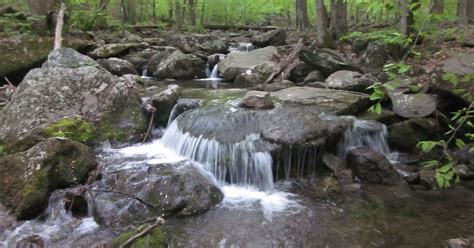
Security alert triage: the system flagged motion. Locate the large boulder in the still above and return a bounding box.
[218,46,279,83]
[151,51,206,79]
[324,70,375,92]
[357,41,390,74]
[433,53,474,103]
[299,49,363,77]
[0,48,147,153]
[0,35,93,80]
[88,42,149,59]
[289,61,313,82]
[271,86,370,115]
[123,47,169,72]
[0,138,97,219]
[97,57,139,76]
[346,146,400,185]
[388,118,439,152]
[242,91,273,109]
[251,29,286,47]
[166,34,227,54]
[146,46,179,77]
[93,155,223,227]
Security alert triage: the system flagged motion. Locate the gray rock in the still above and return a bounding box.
[346,147,400,185]
[289,62,313,82]
[271,86,370,115]
[304,70,325,83]
[42,47,98,68]
[146,46,179,77]
[0,138,97,219]
[388,118,439,152]
[93,159,223,227]
[218,46,279,82]
[357,41,389,74]
[390,93,437,118]
[433,53,474,103]
[88,42,149,59]
[262,80,296,92]
[322,153,354,185]
[150,84,181,127]
[97,57,138,76]
[251,29,286,47]
[299,48,363,77]
[419,169,436,189]
[0,49,146,153]
[324,70,375,92]
[444,238,472,248]
[122,55,149,72]
[167,34,227,54]
[243,91,273,109]
[152,51,206,79]
[306,81,328,88]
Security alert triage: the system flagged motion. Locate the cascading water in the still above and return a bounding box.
[229,42,255,53]
[161,121,275,191]
[337,118,391,159]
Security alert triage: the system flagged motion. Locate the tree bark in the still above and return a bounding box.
[400,0,418,36]
[429,0,444,14]
[295,0,310,30]
[27,0,59,16]
[457,0,468,26]
[315,0,333,47]
[54,3,65,50]
[187,0,196,25]
[468,0,474,24]
[329,0,348,38]
[175,0,182,32]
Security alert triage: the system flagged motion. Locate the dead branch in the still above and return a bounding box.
[54,3,66,50]
[142,103,156,143]
[263,38,304,85]
[119,217,166,248]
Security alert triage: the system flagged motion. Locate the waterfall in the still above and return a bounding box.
[210,64,219,79]
[161,121,275,191]
[167,104,180,127]
[338,119,390,158]
[229,42,255,53]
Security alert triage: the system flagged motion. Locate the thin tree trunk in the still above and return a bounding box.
[468,0,474,24]
[329,0,347,38]
[54,3,65,49]
[152,0,157,23]
[200,0,205,25]
[96,0,109,29]
[187,0,196,25]
[429,0,444,14]
[295,0,310,30]
[168,0,173,21]
[457,0,469,26]
[400,0,418,36]
[175,0,182,31]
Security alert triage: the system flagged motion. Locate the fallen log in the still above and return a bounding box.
[203,24,278,31]
[119,217,166,248]
[263,38,304,85]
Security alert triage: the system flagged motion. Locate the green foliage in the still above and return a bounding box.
[112,227,166,248]
[0,144,4,157]
[0,13,39,35]
[44,117,96,144]
[342,29,412,47]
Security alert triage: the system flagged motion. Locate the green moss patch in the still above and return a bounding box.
[112,227,166,248]
[43,117,96,144]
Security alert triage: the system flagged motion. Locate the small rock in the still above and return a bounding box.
[289,62,313,82]
[325,70,375,92]
[445,238,472,248]
[390,93,437,118]
[346,147,400,185]
[455,164,474,179]
[243,91,273,109]
[16,235,45,248]
[299,48,363,77]
[88,42,148,59]
[304,70,325,83]
[150,84,181,126]
[252,29,287,47]
[419,169,436,189]
[97,57,138,76]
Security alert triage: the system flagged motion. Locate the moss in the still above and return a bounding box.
[0,143,4,157]
[17,169,50,219]
[43,117,96,144]
[112,227,166,248]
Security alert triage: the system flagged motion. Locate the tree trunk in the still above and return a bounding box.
[468,0,474,24]
[168,0,174,21]
[200,0,205,25]
[400,0,418,36]
[175,0,182,32]
[295,0,310,30]
[54,3,65,50]
[187,0,196,25]
[96,0,110,29]
[329,0,347,38]
[315,0,333,47]
[27,0,59,16]
[152,0,157,23]
[429,0,444,14]
[457,0,468,27]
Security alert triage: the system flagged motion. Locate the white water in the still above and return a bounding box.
[229,42,255,53]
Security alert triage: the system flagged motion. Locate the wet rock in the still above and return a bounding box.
[151,51,206,79]
[97,57,138,76]
[0,138,96,219]
[234,64,273,85]
[167,98,203,125]
[306,81,328,88]
[322,153,354,185]
[433,52,474,103]
[299,48,363,77]
[324,70,375,92]
[357,41,389,74]
[346,147,400,185]
[271,86,370,115]
[121,55,148,73]
[0,48,147,153]
[445,238,472,248]
[16,235,45,248]
[251,29,286,47]
[358,109,401,126]
[0,36,93,80]
[167,34,227,54]
[146,46,179,77]
[242,91,273,109]
[455,164,474,179]
[390,93,437,118]
[261,80,296,92]
[419,169,436,189]
[304,70,325,83]
[207,53,225,71]
[388,118,439,152]
[93,160,223,227]
[289,62,313,82]
[120,30,143,43]
[218,46,279,83]
[150,84,181,127]
[88,42,149,59]
[393,163,419,184]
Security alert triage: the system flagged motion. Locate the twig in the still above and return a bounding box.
[54,3,66,50]
[142,103,156,143]
[92,189,158,208]
[3,77,15,87]
[119,217,166,248]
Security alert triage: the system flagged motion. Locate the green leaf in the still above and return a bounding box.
[374,103,382,115]
[455,139,466,149]
[418,141,437,153]
[438,164,452,173]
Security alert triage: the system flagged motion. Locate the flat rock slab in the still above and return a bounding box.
[271,86,370,115]
[436,53,474,103]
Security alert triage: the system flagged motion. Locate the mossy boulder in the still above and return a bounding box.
[0,35,94,80]
[0,48,147,153]
[388,118,440,152]
[0,138,97,219]
[88,42,149,59]
[43,116,96,144]
[112,227,166,248]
